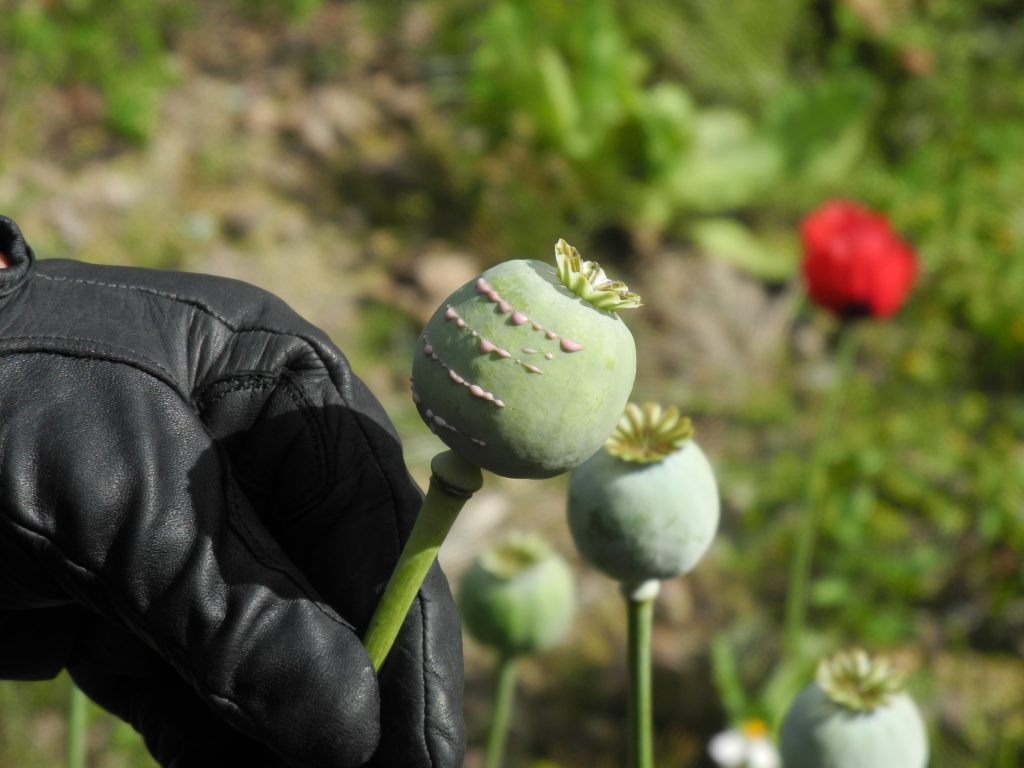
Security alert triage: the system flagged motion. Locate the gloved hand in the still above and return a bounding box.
[0,216,464,767]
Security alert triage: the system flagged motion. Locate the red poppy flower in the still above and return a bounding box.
[801,201,917,319]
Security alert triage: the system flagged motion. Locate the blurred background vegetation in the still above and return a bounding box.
[2,0,1023,765]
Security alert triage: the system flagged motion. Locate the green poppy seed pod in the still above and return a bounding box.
[411,240,640,479]
[780,649,929,768]
[567,403,720,586]
[459,532,576,658]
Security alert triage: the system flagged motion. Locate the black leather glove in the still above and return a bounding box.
[0,216,464,767]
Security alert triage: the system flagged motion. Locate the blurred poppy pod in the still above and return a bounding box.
[567,402,719,768]
[801,201,917,319]
[780,649,928,768]
[459,531,575,658]
[567,403,719,589]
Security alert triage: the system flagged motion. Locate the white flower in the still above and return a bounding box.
[708,720,781,768]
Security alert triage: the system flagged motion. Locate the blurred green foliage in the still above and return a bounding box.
[0,0,324,143]
[0,675,155,767]
[449,0,1024,762]
[0,0,190,142]
[462,0,789,236]
[450,0,885,265]
[2,0,1024,766]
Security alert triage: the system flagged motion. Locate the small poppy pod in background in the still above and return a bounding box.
[801,201,917,319]
[459,532,575,658]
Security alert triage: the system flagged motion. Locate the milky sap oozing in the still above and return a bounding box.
[413,274,585,446]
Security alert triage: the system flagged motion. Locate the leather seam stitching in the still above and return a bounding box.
[276,374,330,509]
[195,373,329,511]
[196,375,276,412]
[418,590,435,766]
[0,334,177,383]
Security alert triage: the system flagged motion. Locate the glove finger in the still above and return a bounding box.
[370,562,465,768]
[7,362,382,767]
[68,613,289,768]
[137,443,381,767]
[200,370,467,766]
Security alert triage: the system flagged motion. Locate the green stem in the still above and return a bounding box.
[67,683,87,768]
[624,580,659,768]
[364,450,483,672]
[783,326,861,657]
[483,655,519,768]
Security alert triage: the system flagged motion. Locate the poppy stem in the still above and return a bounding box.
[784,326,861,657]
[364,450,483,672]
[67,682,87,768]
[624,580,659,768]
[482,655,519,768]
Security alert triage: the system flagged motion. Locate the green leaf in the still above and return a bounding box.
[766,73,880,185]
[668,110,783,211]
[690,218,798,280]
